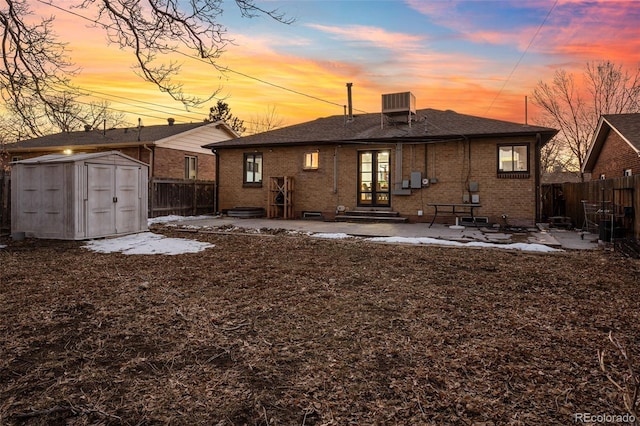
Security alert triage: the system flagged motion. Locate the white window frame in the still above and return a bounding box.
[185,156,197,180]
[498,144,529,173]
[303,151,319,170]
[244,152,263,185]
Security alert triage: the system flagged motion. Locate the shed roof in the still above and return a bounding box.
[6,121,237,152]
[12,150,148,167]
[583,113,640,173]
[203,108,557,149]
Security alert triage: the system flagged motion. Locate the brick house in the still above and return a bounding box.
[583,113,640,180]
[3,119,238,180]
[204,94,557,226]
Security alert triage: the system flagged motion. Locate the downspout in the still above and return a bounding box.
[143,144,154,219]
[143,144,154,179]
[213,149,220,214]
[395,143,403,192]
[535,133,542,223]
[333,146,338,194]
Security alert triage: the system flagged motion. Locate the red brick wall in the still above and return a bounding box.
[591,131,640,179]
[217,135,541,226]
[153,147,215,180]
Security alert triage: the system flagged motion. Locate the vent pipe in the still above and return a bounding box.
[346,83,353,122]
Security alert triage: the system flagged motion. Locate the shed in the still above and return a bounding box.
[11,151,148,240]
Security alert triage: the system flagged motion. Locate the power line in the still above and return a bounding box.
[57,86,288,131]
[485,0,558,115]
[35,0,365,114]
[71,88,204,122]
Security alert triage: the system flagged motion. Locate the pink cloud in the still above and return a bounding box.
[305,23,426,50]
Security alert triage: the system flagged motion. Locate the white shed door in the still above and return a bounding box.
[115,165,140,234]
[87,164,141,237]
[87,164,116,237]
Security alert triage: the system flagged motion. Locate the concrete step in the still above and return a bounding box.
[335,210,408,223]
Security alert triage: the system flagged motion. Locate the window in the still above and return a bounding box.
[185,156,197,180]
[498,144,529,177]
[624,169,633,177]
[244,153,263,185]
[303,151,319,170]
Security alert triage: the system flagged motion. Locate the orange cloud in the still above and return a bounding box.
[25,0,620,132]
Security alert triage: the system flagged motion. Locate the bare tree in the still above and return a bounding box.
[45,94,127,133]
[0,0,292,136]
[3,87,127,137]
[82,100,128,131]
[245,104,285,135]
[532,61,640,181]
[0,0,76,137]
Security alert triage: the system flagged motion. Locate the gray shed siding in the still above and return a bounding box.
[11,151,148,240]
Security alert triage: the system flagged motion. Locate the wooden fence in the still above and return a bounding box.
[0,175,216,230]
[542,175,640,240]
[148,178,216,218]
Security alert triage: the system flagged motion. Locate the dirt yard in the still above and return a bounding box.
[1,225,639,425]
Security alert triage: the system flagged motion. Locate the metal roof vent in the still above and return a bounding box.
[381,92,416,128]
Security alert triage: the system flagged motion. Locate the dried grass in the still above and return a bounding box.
[1,226,639,425]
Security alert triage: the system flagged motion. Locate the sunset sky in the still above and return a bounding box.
[35,0,640,131]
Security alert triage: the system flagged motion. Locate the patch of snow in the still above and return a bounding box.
[147,215,217,225]
[84,232,214,255]
[310,233,352,240]
[365,236,561,252]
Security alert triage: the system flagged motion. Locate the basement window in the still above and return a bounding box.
[244,152,263,185]
[303,151,319,170]
[497,144,529,178]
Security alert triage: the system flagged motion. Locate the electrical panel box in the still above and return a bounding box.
[472,194,480,204]
[402,180,410,189]
[410,171,422,188]
[469,181,479,192]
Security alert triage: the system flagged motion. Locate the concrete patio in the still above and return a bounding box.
[157,216,599,251]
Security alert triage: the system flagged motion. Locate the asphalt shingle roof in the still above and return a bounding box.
[203,108,556,149]
[603,113,640,151]
[7,122,209,150]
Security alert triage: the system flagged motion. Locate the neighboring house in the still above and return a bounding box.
[583,113,640,180]
[204,92,557,226]
[3,119,238,180]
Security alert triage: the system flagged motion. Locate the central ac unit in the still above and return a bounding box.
[382,92,416,115]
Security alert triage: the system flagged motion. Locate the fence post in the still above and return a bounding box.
[193,180,197,216]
